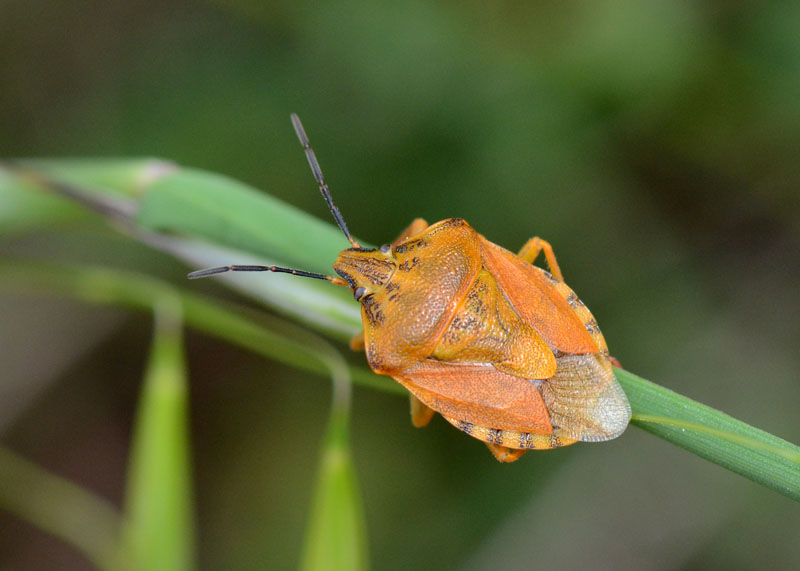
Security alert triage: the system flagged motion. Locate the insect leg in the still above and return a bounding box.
[349,330,365,351]
[485,443,526,463]
[517,237,564,282]
[392,218,429,246]
[409,394,435,427]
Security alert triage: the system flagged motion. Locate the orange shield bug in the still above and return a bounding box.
[189,114,631,462]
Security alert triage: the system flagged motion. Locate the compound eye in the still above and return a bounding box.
[353,286,367,301]
[379,244,391,254]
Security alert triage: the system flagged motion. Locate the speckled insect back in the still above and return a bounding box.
[188,115,631,463]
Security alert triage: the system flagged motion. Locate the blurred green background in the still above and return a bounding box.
[1,1,799,569]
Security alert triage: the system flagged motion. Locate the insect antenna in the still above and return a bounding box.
[291,113,361,248]
[188,264,347,286]
[187,115,358,285]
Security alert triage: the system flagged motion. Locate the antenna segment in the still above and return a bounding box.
[291,113,361,248]
[188,264,347,285]
[186,115,360,285]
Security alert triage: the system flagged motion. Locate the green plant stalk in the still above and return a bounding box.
[1,160,798,502]
[2,262,797,503]
[0,261,401,395]
[0,261,371,570]
[120,298,195,571]
[300,413,369,571]
[1,159,362,337]
[0,446,121,568]
[619,369,800,500]
[299,340,369,571]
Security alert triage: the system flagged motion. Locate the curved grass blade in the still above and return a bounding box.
[0,160,361,337]
[301,416,369,571]
[0,260,402,394]
[119,298,195,571]
[1,160,799,502]
[300,344,369,571]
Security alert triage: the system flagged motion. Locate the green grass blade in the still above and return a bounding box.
[0,159,360,335]
[0,260,399,395]
[120,297,195,571]
[4,265,797,506]
[301,405,369,571]
[0,446,121,568]
[299,328,369,571]
[137,168,352,275]
[159,236,361,338]
[1,159,355,274]
[0,259,370,570]
[300,419,369,571]
[0,165,90,234]
[618,368,800,501]
[1,160,799,502]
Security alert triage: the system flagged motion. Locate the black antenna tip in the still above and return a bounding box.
[187,266,231,279]
[290,113,309,147]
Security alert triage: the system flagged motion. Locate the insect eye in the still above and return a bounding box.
[353,286,367,301]
[379,244,391,254]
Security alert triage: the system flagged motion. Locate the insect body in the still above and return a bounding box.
[189,115,631,462]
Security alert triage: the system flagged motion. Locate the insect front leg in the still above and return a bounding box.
[409,394,435,427]
[517,237,564,282]
[349,331,365,351]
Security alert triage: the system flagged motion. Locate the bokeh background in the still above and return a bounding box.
[1,1,799,569]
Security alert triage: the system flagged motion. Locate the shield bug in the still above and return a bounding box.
[189,114,631,462]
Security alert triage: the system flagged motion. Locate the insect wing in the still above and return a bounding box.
[479,239,598,355]
[541,354,631,441]
[392,360,553,433]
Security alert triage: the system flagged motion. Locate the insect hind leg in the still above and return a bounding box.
[409,394,435,427]
[517,237,564,282]
[485,443,526,463]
